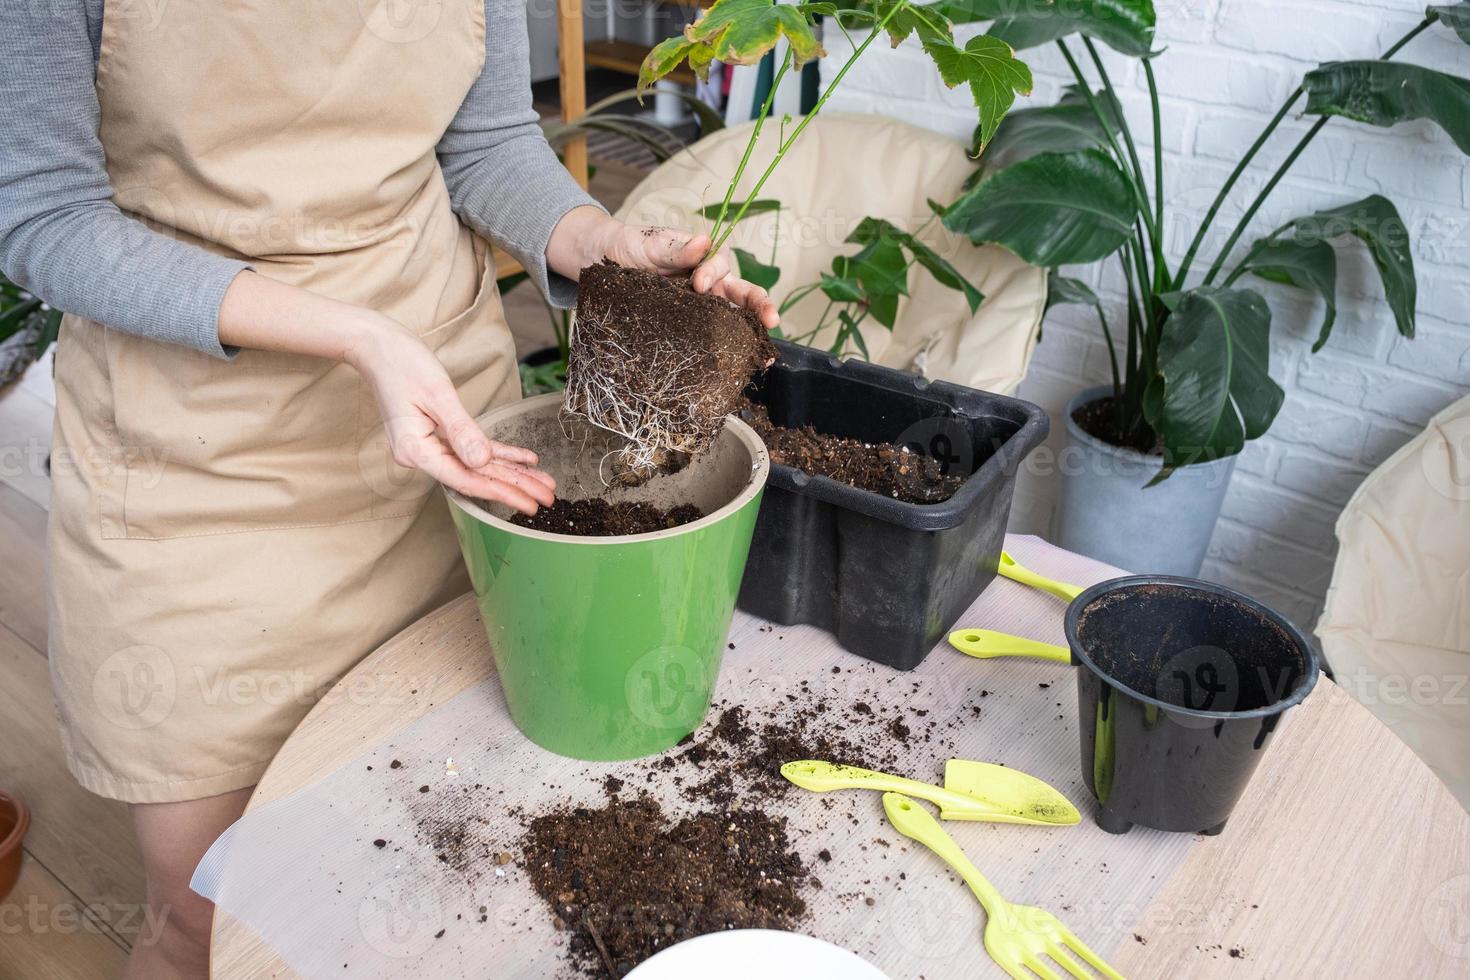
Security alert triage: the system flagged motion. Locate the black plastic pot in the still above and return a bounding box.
[739,340,1049,670]
[1063,576,1320,835]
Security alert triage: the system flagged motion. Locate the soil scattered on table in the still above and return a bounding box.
[741,401,963,504]
[390,663,990,976]
[509,497,704,536]
[520,796,811,977]
[565,261,776,482]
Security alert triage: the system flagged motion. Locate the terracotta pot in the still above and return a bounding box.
[0,790,30,900]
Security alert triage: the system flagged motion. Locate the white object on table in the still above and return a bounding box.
[625,929,891,980]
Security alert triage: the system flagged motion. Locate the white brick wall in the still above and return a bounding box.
[819,0,1470,629]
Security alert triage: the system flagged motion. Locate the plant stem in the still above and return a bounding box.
[1177,15,1434,284]
[709,4,905,255]
[708,54,791,247]
[1057,42,1160,265]
[1143,58,1166,285]
[1083,38,1166,280]
[1201,117,1327,284]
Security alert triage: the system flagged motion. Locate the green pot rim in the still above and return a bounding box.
[445,393,771,545]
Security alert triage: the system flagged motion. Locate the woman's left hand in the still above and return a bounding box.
[604,225,780,330]
[547,207,779,329]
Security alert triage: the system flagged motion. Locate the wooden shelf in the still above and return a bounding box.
[584,38,696,87]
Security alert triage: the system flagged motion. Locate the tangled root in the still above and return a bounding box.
[562,308,723,485]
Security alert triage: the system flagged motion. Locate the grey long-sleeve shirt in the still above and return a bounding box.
[0,0,598,359]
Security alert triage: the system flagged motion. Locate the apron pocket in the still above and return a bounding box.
[104,328,377,540]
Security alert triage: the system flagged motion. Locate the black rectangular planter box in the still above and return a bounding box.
[739,340,1049,671]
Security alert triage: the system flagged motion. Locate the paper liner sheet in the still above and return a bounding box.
[195,535,1196,978]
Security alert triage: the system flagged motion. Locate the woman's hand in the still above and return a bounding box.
[346,318,556,515]
[547,206,780,329]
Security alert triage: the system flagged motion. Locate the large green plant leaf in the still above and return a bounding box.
[1233,234,1338,352]
[1304,61,1470,154]
[849,217,984,311]
[1429,4,1470,43]
[942,148,1136,265]
[1145,286,1283,476]
[923,34,1034,150]
[973,85,1121,177]
[937,0,1157,57]
[639,0,826,92]
[1265,195,1416,342]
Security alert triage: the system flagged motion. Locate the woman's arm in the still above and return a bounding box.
[214,271,556,515]
[0,1,553,514]
[0,0,249,359]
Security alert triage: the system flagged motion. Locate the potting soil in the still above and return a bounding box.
[742,400,963,504]
[508,498,704,536]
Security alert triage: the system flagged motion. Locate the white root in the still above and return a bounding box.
[563,306,723,484]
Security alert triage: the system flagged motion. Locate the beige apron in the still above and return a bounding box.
[48,0,517,803]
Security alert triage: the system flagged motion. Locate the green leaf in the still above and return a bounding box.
[639,36,699,93]
[922,34,1034,150]
[1046,273,1104,315]
[837,234,909,328]
[870,0,952,47]
[937,0,1157,57]
[820,272,865,302]
[1304,61,1470,154]
[839,309,872,359]
[942,148,1137,266]
[1233,234,1338,352]
[1250,197,1415,342]
[698,198,781,222]
[734,247,782,290]
[1429,4,1470,43]
[639,0,826,92]
[848,217,984,312]
[1146,286,1283,470]
[973,86,1121,176]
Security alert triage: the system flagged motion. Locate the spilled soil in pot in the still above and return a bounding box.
[564,262,776,482]
[741,401,963,504]
[1072,396,1162,456]
[510,498,704,536]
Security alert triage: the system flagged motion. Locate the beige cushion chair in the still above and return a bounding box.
[613,113,1045,395]
[1317,393,1470,810]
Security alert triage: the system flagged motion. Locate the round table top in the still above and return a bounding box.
[212,591,1470,979]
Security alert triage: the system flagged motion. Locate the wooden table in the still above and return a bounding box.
[213,593,1470,979]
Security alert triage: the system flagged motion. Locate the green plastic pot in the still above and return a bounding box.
[446,393,769,761]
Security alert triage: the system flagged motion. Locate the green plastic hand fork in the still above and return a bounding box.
[883,793,1126,980]
[781,760,1079,826]
[998,551,1083,602]
[948,628,1074,664]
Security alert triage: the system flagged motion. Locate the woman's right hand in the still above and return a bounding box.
[347,317,556,515]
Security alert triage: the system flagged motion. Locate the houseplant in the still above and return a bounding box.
[570,0,1033,480]
[936,1,1467,574]
[0,275,59,388]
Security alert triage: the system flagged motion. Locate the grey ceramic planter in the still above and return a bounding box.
[1054,386,1236,576]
